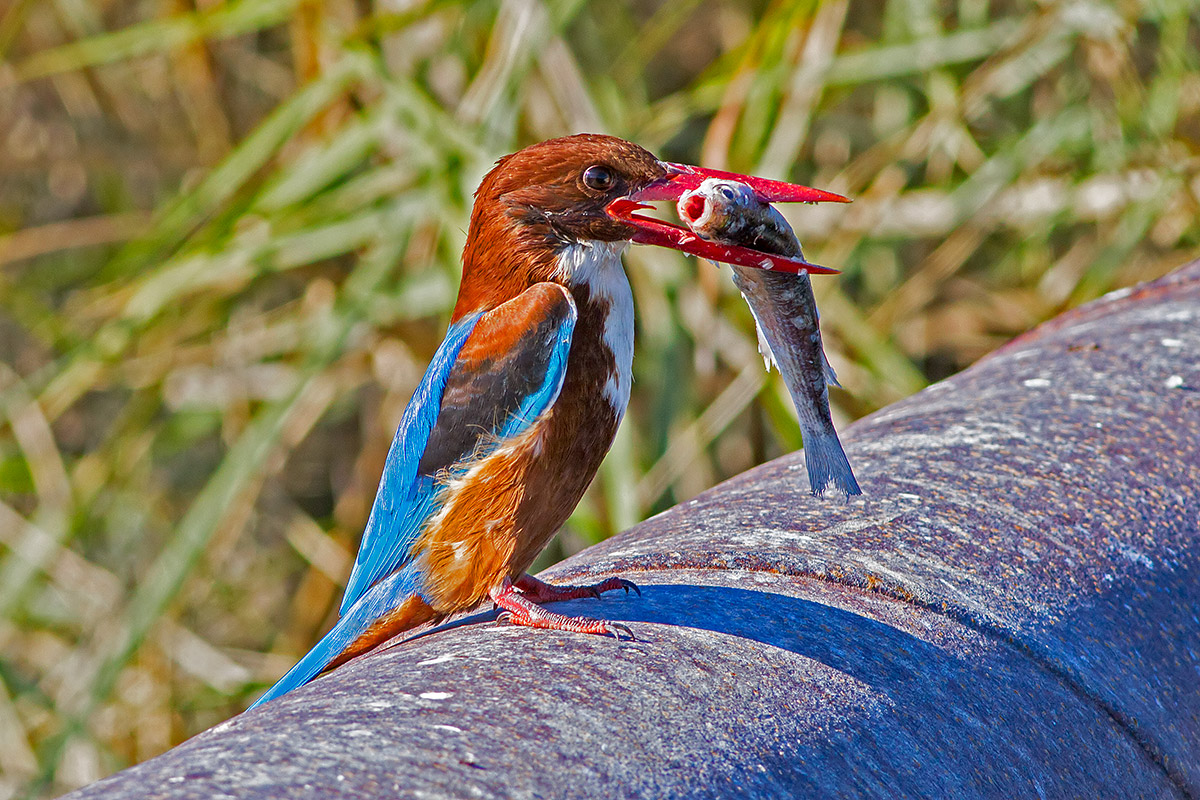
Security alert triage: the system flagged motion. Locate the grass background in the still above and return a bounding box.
[0,0,1197,796]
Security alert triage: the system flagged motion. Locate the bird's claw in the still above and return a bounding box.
[492,576,639,639]
[514,574,639,603]
[585,576,640,598]
[605,622,636,641]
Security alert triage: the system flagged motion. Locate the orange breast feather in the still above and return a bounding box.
[415,420,549,611]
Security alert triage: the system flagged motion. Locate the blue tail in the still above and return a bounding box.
[801,429,861,498]
[249,564,428,709]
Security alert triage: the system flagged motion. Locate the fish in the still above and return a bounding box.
[677,178,861,498]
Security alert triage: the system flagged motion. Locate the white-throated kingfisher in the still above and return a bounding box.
[250,134,846,708]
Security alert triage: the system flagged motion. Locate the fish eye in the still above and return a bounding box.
[582,165,615,191]
[718,185,736,201]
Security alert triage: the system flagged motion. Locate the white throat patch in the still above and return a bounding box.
[555,241,634,418]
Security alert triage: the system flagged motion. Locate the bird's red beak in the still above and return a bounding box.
[606,162,848,275]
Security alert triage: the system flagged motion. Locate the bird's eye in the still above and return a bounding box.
[582,165,615,191]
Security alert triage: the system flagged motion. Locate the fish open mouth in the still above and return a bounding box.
[606,162,849,275]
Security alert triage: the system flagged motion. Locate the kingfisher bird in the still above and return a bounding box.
[250,134,845,709]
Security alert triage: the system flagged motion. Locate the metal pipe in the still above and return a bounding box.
[67,260,1200,799]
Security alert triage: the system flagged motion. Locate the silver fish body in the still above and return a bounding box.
[678,178,861,497]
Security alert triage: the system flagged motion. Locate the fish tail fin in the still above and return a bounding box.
[248,568,436,710]
[801,429,861,498]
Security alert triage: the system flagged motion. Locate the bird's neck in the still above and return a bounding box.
[454,210,635,419]
[555,241,634,420]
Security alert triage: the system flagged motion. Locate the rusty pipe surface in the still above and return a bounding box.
[67,261,1200,799]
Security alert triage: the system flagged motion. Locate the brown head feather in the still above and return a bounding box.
[453,134,665,318]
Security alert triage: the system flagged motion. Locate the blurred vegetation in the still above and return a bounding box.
[0,0,1198,795]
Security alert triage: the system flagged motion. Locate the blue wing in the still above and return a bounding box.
[249,563,428,709]
[340,282,577,614]
[250,283,578,709]
[338,312,482,615]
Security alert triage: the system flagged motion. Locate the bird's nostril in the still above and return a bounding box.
[682,194,706,221]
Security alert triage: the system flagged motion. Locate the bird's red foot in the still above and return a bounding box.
[491,578,636,640]
[514,573,640,603]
